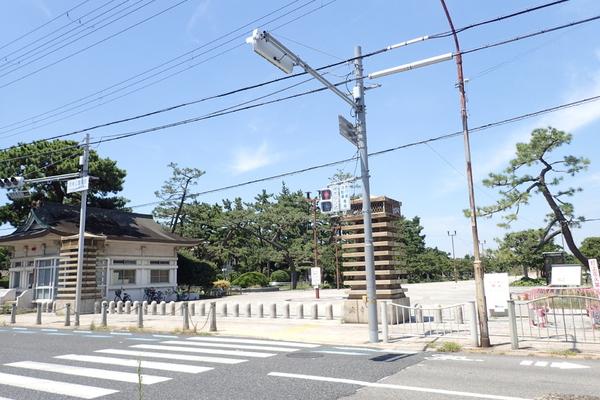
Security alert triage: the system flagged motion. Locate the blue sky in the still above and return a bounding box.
[0,0,599,257]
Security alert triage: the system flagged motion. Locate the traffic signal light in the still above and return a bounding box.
[319,188,332,213]
[0,176,24,189]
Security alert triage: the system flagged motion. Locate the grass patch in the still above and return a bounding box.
[549,349,580,357]
[436,341,463,353]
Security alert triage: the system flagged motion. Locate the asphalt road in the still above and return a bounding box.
[0,327,598,400]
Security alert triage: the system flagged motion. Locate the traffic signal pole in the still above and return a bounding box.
[353,46,378,343]
[74,133,90,327]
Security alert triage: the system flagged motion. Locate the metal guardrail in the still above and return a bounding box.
[509,295,600,347]
[381,301,479,346]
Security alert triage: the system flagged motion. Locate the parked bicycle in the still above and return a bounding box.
[114,288,132,303]
[143,287,164,303]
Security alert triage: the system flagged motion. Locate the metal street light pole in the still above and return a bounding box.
[74,133,90,327]
[247,30,379,342]
[440,0,491,347]
[447,230,457,283]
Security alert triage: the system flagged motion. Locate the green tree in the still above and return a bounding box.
[580,237,600,261]
[0,140,128,226]
[493,229,560,278]
[176,252,217,292]
[478,127,589,266]
[153,163,205,234]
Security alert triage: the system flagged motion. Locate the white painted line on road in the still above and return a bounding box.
[333,347,420,354]
[110,331,132,336]
[520,359,590,370]
[11,327,28,330]
[56,354,213,374]
[131,344,276,358]
[153,334,179,338]
[87,334,112,338]
[126,337,160,341]
[0,396,15,400]
[425,354,484,362]
[6,361,171,385]
[12,330,35,334]
[73,330,92,334]
[41,328,58,332]
[313,350,367,356]
[96,349,247,364]
[47,332,72,336]
[268,372,533,400]
[188,337,320,348]
[161,340,298,352]
[0,371,118,399]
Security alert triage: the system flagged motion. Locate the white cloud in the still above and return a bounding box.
[186,0,211,41]
[230,141,281,174]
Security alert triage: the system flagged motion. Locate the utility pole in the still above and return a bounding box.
[74,133,90,327]
[354,46,379,343]
[440,0,490,347]
[312,197,320,299]
[447,230,457,283]
[480,240,487,255]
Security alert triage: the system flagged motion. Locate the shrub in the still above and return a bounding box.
[177,253,217,291]
[213,280,231,290]
[437,341,462,352]
[510,277,547,287]
[232,272,269,288]
[270,270,290,282]
[0,276,8,289]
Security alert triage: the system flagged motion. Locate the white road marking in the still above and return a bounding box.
[333,347,419,354]
[153,334,179,338]
[56,354,213,374]
[0,396,15,400]
[110,331,132,336]
[188,337,320,348]
[161,340,298,352]
[268,372,532,400]
[73,330,92,334]
[425,354,484,362]
[131,344,275,358]
[313,350,367,356]
[41,328,58,332]
[6,361,170,385]
[11,327,27,330]
[126,337,160,341]
[520,359,590,370]
[0,371,118,399]
[96,349,246,364]
[87,334,112,338]
[47,332,72,336]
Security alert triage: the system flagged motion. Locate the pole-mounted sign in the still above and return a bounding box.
[67,176,89,194]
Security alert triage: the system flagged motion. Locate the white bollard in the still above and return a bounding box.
[233,303,239,317]
[117,301,124,314]
[245,303,251,318]
[297,304,304,319]
[132,301,140,315]
[169,301,176,316]
[311,303,318,320]
[258,303,264,318]
[108,301,116,314]
[221,303,228,317]
[125,301,132,314]
[142,301,148,315]
[326,304,333,320]
[190,303,196,316]
[284,303,290,319]
[270,303,277,318]
[199,303,206,317]
[150,301,157,315]
[159,301,166,315]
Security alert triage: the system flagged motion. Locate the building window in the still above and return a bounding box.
[34,258,59,300]
[150,269,170,284]
[111,269,136,285]
[149,260,170,265]
[112,259,138,265]
[12,261,22,268]
[11,271,20,288]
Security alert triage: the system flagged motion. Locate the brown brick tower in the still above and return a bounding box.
[340,196,409,323]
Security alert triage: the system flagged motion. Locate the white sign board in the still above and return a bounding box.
[67,176,89,194]
[551,264,581,286]
[310,267,322,287]
[484,273,510,312]
[588,259,599,289]
[329,182,352,213]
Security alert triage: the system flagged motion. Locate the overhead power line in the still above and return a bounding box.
[0,0,565,138]
[0,0,191,90]
[0,0,324,137]
[0,0,94,53]
[126,91,600,208]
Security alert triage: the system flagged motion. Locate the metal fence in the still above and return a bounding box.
[381,301,479,345]
[509,295,600,348]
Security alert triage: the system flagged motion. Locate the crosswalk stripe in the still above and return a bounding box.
[187,337,320,348]
[160,340,299,352]
[96,349,247,364]
[131,344,275,358]
[6,361,171,385]
[55,354,213,374]
[0,371,118,399]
